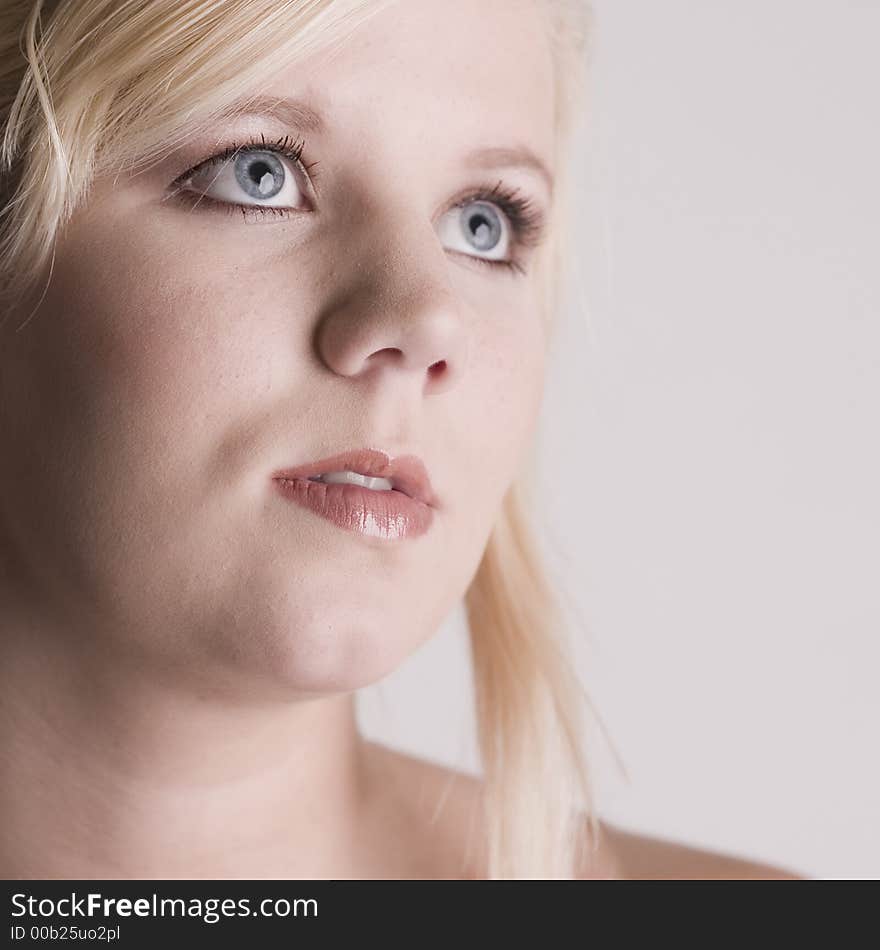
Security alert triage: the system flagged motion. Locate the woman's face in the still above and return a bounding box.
[0,0,556,693]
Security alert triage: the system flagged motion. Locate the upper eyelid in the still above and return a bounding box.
[173,136,547,214]
[170,139,548,249]
[193,92,554,194]
[172,141,306,185]
[170,140,317,207]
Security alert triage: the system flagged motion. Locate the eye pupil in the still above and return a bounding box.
[256,169,274,195]
[461,201,502,252]
[234,152,284,200]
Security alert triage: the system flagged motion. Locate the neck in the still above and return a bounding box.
[0,612,377,879]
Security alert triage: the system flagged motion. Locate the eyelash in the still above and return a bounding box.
[166,133,546,276]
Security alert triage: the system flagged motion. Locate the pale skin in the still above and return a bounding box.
[0,0,800,879]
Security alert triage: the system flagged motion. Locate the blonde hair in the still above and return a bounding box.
[0,0,595,877]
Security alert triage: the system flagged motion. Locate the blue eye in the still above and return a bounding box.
[462,202,505,252]
[438,199,511,263]
[168,135,547,275]
[182,148,306,210]
[233,151,287,200]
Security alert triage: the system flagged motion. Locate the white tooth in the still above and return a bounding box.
[317,470,394,491]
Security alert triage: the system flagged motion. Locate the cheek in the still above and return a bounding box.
[0,214,294,601]
[53,231,271,414]
[29,211,303,488]
[448,306,546,557]
[470,309,547,474]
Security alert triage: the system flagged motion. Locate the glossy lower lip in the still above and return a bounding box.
[273,476,434,540]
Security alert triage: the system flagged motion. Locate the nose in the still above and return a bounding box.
[313,203,469,395]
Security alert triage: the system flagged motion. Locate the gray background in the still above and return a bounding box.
[359,0,879,879]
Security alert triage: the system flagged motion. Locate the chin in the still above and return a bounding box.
[262,631,408,696]
[204,595,415,698]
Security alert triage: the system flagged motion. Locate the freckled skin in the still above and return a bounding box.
[0,0,806,883]
[1,0,555,695]
[0,0,557,878]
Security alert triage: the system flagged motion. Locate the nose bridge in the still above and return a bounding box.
[314,192,468,388]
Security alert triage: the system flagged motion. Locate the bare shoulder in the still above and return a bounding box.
[592,819,806,880]
[362,743,805,880]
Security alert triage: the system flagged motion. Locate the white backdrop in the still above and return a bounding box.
[359,0,880,880]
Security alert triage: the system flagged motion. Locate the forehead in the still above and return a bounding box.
[262,0,556,168]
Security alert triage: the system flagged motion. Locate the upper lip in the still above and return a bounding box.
[272,448,437,507]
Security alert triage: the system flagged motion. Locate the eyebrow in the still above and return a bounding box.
[219,94,326,133]
[218,94,555,194]
[462,145,555,196]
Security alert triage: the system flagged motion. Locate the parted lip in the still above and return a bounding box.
[271,448,437,508]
